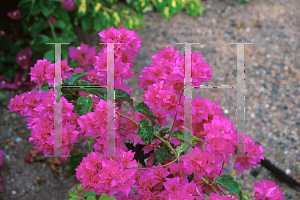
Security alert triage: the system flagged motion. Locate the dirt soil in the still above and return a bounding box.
[1,0,300,199]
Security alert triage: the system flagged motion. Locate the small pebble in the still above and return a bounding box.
[285,168,291,175]
[224,109,229,114]
[250,113,255,118]
[15,137,23,143]
[12,191,16,195]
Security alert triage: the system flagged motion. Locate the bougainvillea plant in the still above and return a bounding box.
[7,27,284,200]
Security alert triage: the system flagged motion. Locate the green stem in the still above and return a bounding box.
[48,18,58,42]
[167,89,184,142]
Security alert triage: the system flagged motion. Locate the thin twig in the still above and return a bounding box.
[167,89,184,142]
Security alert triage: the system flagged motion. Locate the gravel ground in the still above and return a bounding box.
[1,0,300,199]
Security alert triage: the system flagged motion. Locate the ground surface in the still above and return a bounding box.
[0,0,300,199]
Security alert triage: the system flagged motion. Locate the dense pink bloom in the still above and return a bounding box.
[29,58,72,89]
[75,150,138,198]
[7,9,21,20]
[234,134,264,174]
[60,0,75,12]
[180,147,222,180]
[253,179,284,200]
[69,42,96,67]
[16,47,32,70]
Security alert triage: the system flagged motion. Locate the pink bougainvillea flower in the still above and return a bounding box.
[16,47,32,70]
[45,15,57,27]
[7,9,21,20]
[60,0,75,12]
[253,179,285,200]
[234,135,264,174]
[0,29,5,38]
[69,42,96,67]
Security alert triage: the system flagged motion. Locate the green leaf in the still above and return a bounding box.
[31,20,46,36]
[214,174,243,200]
[102,11,112,29]
[99,193,109,200]
[162,6,171,19]
[63,73,87,85]
[81,15,93,31]
[175,143,185,155]
[84,190,96,197]
[125,17,134,30]
[40,82,53,92]
[86,196,96,200]
[53,5,71,24]
[87,136,94,152]
[0,91,6,99]
[44,50,54,62]
[151,0,167,13]
[198,5,206,16]
[72,81,107,95]
[137,118,154,144]
[18,0,34,21]
[39,0,57,18]
[108,195,116,200]
[105,89,134,109]
[54,20,66,29]
[77,184,85,190]
[93,13,103,32]
[112,11,122,28]
[153,146,170,166]
[77,96,93,116]
[186,1,198,17]
[69,153,87,175]
[242,193,251,200]
[167,0,179,17]
[134,102,156,127]
[68,188,78,198]
[30,35,50,52]
[157,127,170,138]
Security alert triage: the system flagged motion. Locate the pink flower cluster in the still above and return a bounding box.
[6,27,282,199]
[60,0,75,12]
[8,65,83,157]
[16,47,32,70]
[0,73,30,90]
[253,179,285,200]
[7,9,21,20]
[69,42,96,70]
[75,150,138,197]
[89,26,143,95]
[29,58,73,89]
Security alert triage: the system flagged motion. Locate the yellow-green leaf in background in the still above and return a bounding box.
[186,1,198,17]
[112,11,122,28]
[162,6,170,19]
[78,0,88,17]
[93,12,102,31]
[151,0,167,13]
[102,11,112,28]
[125,17,134,30]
